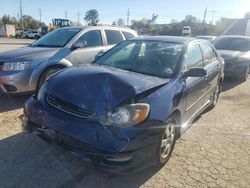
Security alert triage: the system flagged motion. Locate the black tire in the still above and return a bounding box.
[37,67,62,91]
[238,66,249,82]
[209,82,221,109]
[155,116,178,168]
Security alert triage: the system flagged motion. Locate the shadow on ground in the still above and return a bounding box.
[0,133,158,188]
[222,77,247,92]
[0,94,30,112]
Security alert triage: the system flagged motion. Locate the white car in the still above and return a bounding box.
[27,31,40,39]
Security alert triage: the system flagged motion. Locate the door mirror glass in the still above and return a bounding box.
[71,41,87,50]
[184,67,207,78]
[95,50,106,60]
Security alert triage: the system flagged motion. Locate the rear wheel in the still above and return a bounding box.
[156,116,177,168]
[37,67,62,91]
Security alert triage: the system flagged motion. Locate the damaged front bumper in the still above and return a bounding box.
[20,96,162,174]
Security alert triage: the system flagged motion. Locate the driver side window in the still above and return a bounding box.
[77,30,103,47]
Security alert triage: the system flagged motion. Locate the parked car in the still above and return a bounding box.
[196,35,217,42]
[20,36,224,174]
[0,26,137,94]
[182,26,191,37]
[213,35,250,81]
[26,30,40,39]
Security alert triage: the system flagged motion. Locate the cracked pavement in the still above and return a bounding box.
[0,41,250,188]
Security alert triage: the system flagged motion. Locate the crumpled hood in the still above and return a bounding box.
[47,64,169,115]
[0,46,61,61]
[217,50,250,62]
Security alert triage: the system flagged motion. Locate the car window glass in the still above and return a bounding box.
[214,37,250,51]
[122,31,135,39]
[200,43,216,65]
[105,30,123,45]
[95,41,183,78]
[77,30,103,47]
[186,45,203,69]
[103,42,136,64]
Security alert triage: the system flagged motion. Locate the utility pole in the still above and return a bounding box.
[127,8,130,26]
[19,0,24,32]
[39,8,42,23]
[65,10,68,19]
[202,7,207,24]
[210,10,217,25]
[77,10,80,26]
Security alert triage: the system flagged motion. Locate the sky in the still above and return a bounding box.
[0,0,249,25]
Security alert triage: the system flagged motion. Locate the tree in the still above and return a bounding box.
[131,18,152,35]
[84,9,99,26]
[0,14,45,29]
[116,18,125,26]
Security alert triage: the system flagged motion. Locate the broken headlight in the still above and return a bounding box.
[99,103,150,127]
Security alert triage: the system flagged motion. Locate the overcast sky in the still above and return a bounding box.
[0,0,249,25]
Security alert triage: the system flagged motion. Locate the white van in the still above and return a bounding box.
[182,26,191,37]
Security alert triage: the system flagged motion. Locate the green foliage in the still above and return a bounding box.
[84,9,99,26]
[131,14,226,36]
[0,14,45,29]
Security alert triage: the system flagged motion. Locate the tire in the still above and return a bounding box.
[37,67,62,91]
[237,66,249,82]
[155,116,178,168]
[209,82,221,109]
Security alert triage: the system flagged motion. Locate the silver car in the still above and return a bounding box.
[0,26,137,94]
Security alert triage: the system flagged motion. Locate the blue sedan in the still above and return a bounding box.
[20,36,224,174]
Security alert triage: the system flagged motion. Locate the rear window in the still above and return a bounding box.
[214,37,250,52]
[105,30,123,45]
[122,31,135,40]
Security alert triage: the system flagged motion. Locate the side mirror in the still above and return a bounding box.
[95,50,106,60]
[183,67,207,78]
[71,41,87,50]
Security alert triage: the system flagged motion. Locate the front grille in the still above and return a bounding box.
[47,94,95,118]
[46,130,102,153]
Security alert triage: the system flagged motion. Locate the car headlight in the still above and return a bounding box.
[99,103,150,127]
[2,61,31,71]
[37,82,47,100]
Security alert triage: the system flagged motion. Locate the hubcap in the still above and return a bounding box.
[160,121,175,159]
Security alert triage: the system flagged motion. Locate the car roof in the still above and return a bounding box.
[130,36,198,44]
[59,25,136,32]
[217,35,250,39]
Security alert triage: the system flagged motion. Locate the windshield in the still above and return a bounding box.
[94,40,183,78]
[214,37,250,52]
[32,28,80,47]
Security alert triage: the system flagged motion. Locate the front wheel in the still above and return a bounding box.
[155,116,177,168]
[37,67,62,92]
